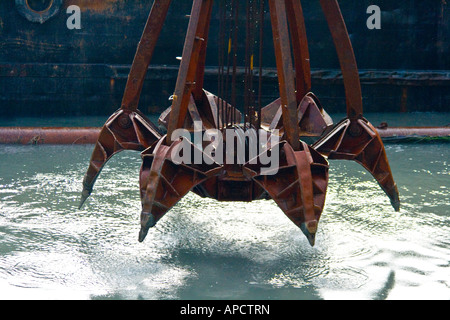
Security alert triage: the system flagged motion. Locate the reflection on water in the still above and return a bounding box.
[0,142,449,300]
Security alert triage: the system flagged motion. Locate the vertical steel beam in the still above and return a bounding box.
[167,0,213,145]
[121,0,172,112]
[285,0,312,102]
[269,0,301,151]
[319,0,363,119]
[192,1,214,102]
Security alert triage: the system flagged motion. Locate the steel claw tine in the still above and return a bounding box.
[138,136,223,242]
[313,117,400,212]
[79,110,161,209]
[244,141,330,247]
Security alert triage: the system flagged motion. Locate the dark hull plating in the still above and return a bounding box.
[0,0,449,118]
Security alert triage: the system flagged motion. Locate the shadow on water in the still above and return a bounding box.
[167,248,322,300]
[373,271,396,301]
[91,250,322,300]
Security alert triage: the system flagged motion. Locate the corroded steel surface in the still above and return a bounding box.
[2,0,449,116]
[1,126,447,145]
[313,117,401,211]
[0,127,100,145]
[78,0,403,247]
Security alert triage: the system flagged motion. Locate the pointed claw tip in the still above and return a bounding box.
[139,212,157,242]
[300,221,318,247]
[389,185,401,212]
[390,193,401,212]
[78,195,88,209]
[78,189,91,209]
[138,228,148,243]
[392,201,401,212]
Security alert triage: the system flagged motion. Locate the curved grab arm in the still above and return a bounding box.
[319,0,363,119]
[121,0,172,112]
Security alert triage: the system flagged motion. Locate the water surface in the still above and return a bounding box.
[0,128,448,300]
[1,112,449,128]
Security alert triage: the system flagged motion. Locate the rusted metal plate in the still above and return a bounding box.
[268,0,300,151]
[314,117,401,211]
[74,0,405,247]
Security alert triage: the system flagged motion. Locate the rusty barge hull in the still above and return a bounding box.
[1,0,449,117]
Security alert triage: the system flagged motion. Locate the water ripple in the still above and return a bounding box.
[0,144,448,300]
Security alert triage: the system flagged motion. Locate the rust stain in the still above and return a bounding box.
[401,87,408,113]
[110,78,115,92]
[68,0,119,13]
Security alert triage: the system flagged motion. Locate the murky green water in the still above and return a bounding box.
[0,119,449,300]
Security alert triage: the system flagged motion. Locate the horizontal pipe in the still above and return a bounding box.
[377,127,450,138]
[0,127,101,145]
[0,126,448,145]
